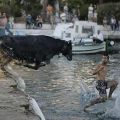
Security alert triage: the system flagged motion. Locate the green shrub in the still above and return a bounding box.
[0,4,11,14]
[0,4,21,17]
[80,4,89,20]
[24,3,43,17]
[97,2,120,24]
[12,6,21,17]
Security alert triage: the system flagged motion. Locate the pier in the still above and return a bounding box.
[10,23,120,41]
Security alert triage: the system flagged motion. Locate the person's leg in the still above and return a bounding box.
[84,97,107,112]
[84,80,107,111]
[40,22,42,28]
[111,24,114,31]
[107,80,118,99]
[93,38,102,44]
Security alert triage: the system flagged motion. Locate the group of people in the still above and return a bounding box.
[103,16,120,31]
[0,12,14,29]
[110,16,120,31]
[0,12,14,36]
[0,12,7,27]
[88,4,97,22]
[25,14,43,29]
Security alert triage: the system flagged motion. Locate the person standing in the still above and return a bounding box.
[8,16,14,29]
[60,11,66,23]
[88,4,93,21]
[84,54,118,111]
[46,4,54,23]
[93,10,97,22]
[26,14,33,29]
[93,5,97,22]
[103,16,108,29]
[72,15,79,23]
[0,12,8,36]
[36,15,43,28]
[110,16,116,31]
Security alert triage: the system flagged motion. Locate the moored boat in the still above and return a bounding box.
[53,21,106,54]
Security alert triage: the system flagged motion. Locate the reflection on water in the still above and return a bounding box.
[12,54,120,120]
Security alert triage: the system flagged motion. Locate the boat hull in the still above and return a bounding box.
[72,42,106,54]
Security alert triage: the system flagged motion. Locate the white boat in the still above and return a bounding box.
[72,41,106,54]
[53,21,106,54]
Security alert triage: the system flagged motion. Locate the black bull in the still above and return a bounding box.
[0,35,72,70]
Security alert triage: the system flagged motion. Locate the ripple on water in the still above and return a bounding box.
[11,54,120,120]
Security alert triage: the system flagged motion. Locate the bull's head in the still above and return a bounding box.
[62,41,72,61]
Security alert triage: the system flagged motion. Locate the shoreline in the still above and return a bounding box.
[0,70,38,120]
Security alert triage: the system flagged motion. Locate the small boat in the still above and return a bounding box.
[53,21,106,54]
[72,40,106,54]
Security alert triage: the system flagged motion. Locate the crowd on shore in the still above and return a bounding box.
[103,16,120,31]
[0,4,120,33]
[88,4,120,31]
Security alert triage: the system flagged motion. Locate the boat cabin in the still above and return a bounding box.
[53,21,99,43]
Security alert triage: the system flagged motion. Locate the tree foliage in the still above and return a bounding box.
[0,0,43,17]
[0,0,120,18]
[97,2,120,24]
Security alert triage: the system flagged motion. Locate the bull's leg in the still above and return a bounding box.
[23,53,46,70]
[34,61,41,70]
[34,53,45,70]
[23,60,41,70]
[45,54,53,64]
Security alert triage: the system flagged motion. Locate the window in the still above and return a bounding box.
[65,33,71,38]
[75,25,79,33]
[82,26,94,35]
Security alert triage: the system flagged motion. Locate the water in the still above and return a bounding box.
[11,54,120,120]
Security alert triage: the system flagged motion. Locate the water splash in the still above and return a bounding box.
[79,80,98,109]
[28,97,46,120]
[5,65,45,119]
[104,82,120,118]
[5,65,26,92]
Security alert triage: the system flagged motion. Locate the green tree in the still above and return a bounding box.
[21,0,43,17]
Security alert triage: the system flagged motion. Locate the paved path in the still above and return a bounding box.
[9,23,120,39]
[10,23,54,36]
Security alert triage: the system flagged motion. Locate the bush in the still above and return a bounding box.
[0,4,11,15]
[24,4,43,15]
[97,2,120,24]
[0,4,21,17]
[12,6,22,17]
[80,4,89,20]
